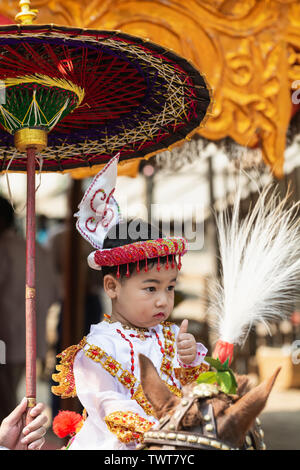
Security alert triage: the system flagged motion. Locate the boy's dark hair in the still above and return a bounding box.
[102,219,172,280]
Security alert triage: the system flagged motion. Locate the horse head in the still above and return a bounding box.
[138,354,280,450]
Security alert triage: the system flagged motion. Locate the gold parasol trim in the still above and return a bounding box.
[15,129,47,152]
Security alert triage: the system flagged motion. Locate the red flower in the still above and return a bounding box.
[212,340,234,366]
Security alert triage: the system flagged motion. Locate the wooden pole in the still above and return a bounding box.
[25,146,37,423]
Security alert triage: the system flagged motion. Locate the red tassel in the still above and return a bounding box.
[136,259,140,273]
[157,256,160,271]
[178,254,182,270]
[117,265,120,279]
[126,263,130,277]
[166,255,169,270]
[53,410,83,438]
[144,257,148,272]
[171,254,175,269]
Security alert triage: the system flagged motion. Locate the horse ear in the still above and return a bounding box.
[235,374,252,396]
[139,354,180,419]
[218,367,281,448]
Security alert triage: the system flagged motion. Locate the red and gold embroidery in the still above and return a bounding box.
[104,411,154,444]
[161,356,173,377]
[162,322,175,342]
[84,342,137,392]
[102,356,121,376]
[158,322,181,392]
[82,322,182,415]
[119,370,137,390]
[85,345,105,362]
[164,340,175,358]
[52,322,187,413]
[174,362,210,386]
[52,337,87,398]
[166,383,183,397]
[132,384,155,416]
[83,343,155,416]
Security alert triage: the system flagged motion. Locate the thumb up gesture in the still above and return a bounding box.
[176,319,197,365]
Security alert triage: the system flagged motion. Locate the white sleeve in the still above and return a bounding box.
[72,349,154,450]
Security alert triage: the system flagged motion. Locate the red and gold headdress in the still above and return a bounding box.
[75,153,188,277]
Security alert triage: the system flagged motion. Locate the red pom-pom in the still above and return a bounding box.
[52,410,83,438]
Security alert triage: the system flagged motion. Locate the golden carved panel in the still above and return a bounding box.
[1,0,299,177]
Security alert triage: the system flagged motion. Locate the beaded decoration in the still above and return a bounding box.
[89,237,188,274]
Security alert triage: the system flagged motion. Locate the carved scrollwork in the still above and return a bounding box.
[0,0,299,177]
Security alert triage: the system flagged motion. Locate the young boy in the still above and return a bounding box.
[52,156,208,450]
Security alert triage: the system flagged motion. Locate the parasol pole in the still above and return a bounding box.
[25,146,37,420]
[14,129,47,429]
[14,0,41,426]
[14,128,47,428]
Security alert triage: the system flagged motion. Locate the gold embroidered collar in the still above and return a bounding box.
[103,317,150,338]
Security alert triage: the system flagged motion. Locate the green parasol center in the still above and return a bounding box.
[0,74,85,136]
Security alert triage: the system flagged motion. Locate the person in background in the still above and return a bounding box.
[0,196,58,422]
[36,214,50,246]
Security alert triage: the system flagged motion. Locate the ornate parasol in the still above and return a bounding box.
[0,0,212,424]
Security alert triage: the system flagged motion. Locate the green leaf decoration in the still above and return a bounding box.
[202,356,237,395]
[228,369,237,394]
[204,357,223,370]
[197,371,218,384]
[216,371,233,394]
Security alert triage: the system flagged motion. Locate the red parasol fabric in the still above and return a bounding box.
[0,1,212,427]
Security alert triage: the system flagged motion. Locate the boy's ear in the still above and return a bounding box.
[103,274,120,299]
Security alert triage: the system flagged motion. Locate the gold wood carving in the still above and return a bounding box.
[1,1,300,177]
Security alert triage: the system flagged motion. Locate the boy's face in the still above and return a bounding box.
[105,262,178,328]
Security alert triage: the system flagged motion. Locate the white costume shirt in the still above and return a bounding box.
[67,320,207,450]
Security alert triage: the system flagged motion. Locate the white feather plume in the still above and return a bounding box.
[210,182,300,346]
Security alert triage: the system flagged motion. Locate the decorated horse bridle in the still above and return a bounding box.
[138,384,266,451]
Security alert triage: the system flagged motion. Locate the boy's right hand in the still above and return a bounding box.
[176,319,197,365]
